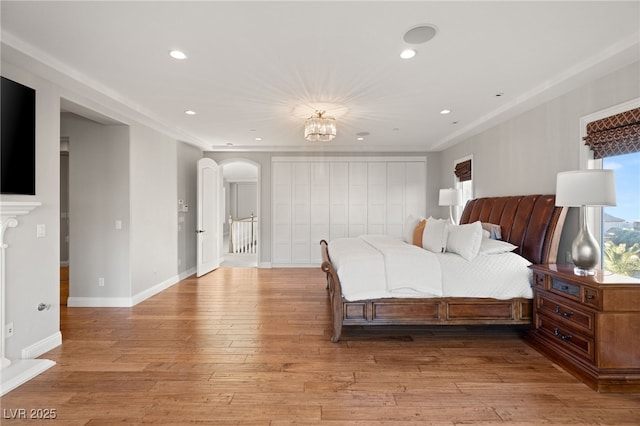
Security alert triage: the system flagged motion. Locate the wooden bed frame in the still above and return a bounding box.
[320,194,567,342]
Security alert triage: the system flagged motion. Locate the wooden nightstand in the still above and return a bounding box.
[525,264,640,392]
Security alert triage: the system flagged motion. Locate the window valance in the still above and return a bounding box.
[454,159,472,182]
[584,107,640,159]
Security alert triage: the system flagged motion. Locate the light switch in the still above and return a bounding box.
[36,224,46,238]
[115,220,122,230]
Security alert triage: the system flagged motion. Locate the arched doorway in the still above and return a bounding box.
[220,159,260,267]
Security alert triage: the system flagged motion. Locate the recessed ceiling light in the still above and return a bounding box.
[440,109,451,115]
[400,49,416,59]
[255,137,262,141]
[357,137,364,141]
[169,50,187,60]
[403,25,438,44]
[184,110,196,115]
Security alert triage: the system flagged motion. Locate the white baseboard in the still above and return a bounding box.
[258,262,272,268]
[131,274,182,306]
[67,296,133,307]
[21,331,62,359]
[178,267,196,280]
[0,359,55,396]
[270,263,319,268]
[67,270,196,308]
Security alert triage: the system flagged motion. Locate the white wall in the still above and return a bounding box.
[130,124,179,297]
[177,141,202,274]
[63,113,131,302]
[1,63,61,358]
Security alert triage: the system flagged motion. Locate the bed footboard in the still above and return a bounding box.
[320,239,343,342]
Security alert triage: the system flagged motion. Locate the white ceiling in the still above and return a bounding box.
[2,1,639,153]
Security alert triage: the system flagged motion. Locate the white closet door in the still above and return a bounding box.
[291,162,311,264]
[406,161,427,219]
[310,162,330,263]
[367,162,387,235]
[272,162,292,264]
[329,162,349,241]
[348,162,367,237]
[387,162,406,238]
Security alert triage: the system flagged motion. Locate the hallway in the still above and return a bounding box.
[220,234,257,268]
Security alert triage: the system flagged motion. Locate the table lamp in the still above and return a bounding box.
[439,188,462,225]
[555,169,616,276]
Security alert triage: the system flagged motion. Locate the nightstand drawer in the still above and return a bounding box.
[550,278,580,301]
[536,293,594,335]
[537,314,595,362]
[583,287,600,309]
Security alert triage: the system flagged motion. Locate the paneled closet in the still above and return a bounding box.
[272,157,427,266]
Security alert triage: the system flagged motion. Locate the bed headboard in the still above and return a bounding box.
[459,194,567,265]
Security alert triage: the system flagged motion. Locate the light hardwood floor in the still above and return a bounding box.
[3,267,640,425]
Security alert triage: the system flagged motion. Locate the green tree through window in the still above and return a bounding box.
[603,152,640,278]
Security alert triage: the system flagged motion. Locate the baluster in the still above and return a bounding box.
[228,216,233,253]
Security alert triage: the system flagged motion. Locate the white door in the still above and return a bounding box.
[197,158,220,277]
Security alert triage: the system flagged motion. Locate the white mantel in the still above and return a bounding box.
[0,201,55,395]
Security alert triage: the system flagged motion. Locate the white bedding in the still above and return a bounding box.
[329,235,533,301]
[360,235,442,297]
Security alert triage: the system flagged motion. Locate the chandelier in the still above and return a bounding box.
[304,111,336,142]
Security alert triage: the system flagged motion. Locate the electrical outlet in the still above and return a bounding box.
[98,277,105,287]
[6,322,14,337]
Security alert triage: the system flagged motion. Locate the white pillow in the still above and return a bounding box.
[422,219,448,253]
[446,221,483,261]
[478,238,518,255]
[402,214,420,244]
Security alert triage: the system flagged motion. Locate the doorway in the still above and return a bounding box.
[60,138,69,305]
[220,159,260,268]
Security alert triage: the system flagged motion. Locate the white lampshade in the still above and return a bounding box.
[556,170,616,207]
[438,188,462,206]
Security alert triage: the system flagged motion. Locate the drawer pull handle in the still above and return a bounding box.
[554,305,574,317]
[554,327,573,341]
[586,294,594,300]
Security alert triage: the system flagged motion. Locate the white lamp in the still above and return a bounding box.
[439,188,462,225]
[556,170,616,276]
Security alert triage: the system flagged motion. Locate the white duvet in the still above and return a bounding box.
[329,235,532,301]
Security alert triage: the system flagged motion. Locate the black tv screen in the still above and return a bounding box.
[1,76,36,195]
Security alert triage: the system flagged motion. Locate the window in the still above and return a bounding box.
[602,152,640,278]
[583,104,640,277]
[453,157,473,222]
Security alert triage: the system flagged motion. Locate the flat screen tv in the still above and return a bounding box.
[1,76,36,195]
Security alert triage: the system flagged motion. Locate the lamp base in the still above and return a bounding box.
[570,206,600,276]
[573,266,596,276]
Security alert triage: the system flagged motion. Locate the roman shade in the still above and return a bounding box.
[454,159,472,182]
[583,107,640,159]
